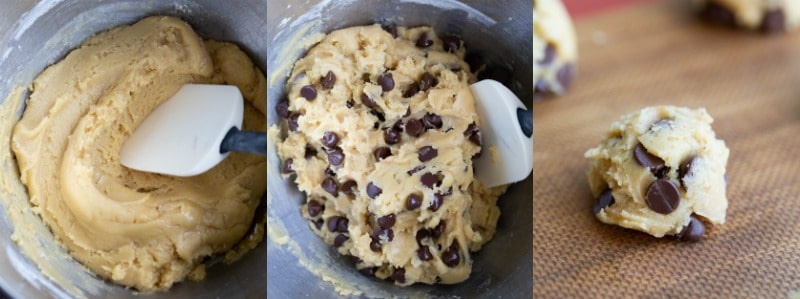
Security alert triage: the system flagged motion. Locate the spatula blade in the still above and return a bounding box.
[119,84,244,176]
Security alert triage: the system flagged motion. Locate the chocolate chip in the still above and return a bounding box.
[384,24,399,39]
[415,32,433,48]
[464,122,478,135]
[442,36,460,53]
[359,266,377,277]
[361,93,379,110]
[337,217,349,233]
[391,267,406,283]
[404,107,411,117]
[468,130,481,146]
[378,73,395,92]
[305,146,318,159]
[701,2,736,27]
[418,146,438,162]
[677,216,706,241]
[326,147,345,166]
[369,238,382,252]
[593,189,615,214]
[403,83,420,98]
[540,43,556,65]
[341,180,357,197]
[416,229,432,244]
[324,166,336,178]
[556,64,575,89]
[346,100,354,108]
[300,85,317,101]
[333,234,349,247]
[327,216,341,232]
[313,218,324,230]
[322,131,340,147]
[417,245,432,261]
[392,119,404,132]
[679,156,697,187]
[374,146,392,161]
[276,100,290,118]
[634,143,668,177]
[472,151,482,161]
[646,179,681,214]
[442,242,460,267]
[762,9,785,34]
[422,113,443,129]
[370,110,386,122]
[432,221,446,238]
[377,214,396,228]
[373,227,394,242]
[430,193,444,212]
[464,123,482,146]
[534,79,549,94]
[465,53,482,72]
[419,72,438,92]
[321,71,336,89]
[406,193,422,210]
[367,182,382,199]
[420,172,440,188]
[281,158,294,174]
[407,165,425,175]
[405,118,424,137]
[321,177,339,197]
[307,199,323,217]
[384,128,402,144]
[288,113,300,132]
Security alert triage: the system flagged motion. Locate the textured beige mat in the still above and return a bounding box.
[533,1,800,297]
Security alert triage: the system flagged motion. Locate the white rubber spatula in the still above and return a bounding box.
[469,79,533,188]
[119,84,266,177]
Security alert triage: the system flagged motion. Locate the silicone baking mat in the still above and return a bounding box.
[533,0,800,297]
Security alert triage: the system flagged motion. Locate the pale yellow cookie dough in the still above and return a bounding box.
[694,0,800,32]
[10,16,266,291]
[273,24,505,286]
[585,106,729,238]
[534,0,578,95]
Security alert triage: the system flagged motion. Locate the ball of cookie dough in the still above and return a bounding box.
[274,24,505,286]
[534,0,578,96]
[694,0,800,33]
[584,106,729,240]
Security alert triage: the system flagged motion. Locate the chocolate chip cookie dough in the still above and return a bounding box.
[584,106,729,240]
[273,24,506,285]
[534,0,578,96]
[694,0,800,33]
[11,16,266,291]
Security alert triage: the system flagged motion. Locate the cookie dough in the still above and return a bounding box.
[534,0,578,96]
[584,106,729,239]
[11,16,266,291]
[694,0,800,33]
[273,24,506,286]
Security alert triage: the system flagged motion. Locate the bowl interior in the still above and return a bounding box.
[0,1,266,298]
[266,0,532,297]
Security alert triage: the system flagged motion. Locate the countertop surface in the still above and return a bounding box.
[534,0,800,297]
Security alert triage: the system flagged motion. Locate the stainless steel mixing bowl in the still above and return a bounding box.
[0,1,266,298]
[266,0,533,297]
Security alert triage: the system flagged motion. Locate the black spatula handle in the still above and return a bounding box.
[220,127,266,155]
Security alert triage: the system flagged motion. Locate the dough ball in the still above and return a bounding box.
[584,106,729,239]
[694,0,800,33]
[534,0,578,96]
[273,24,506,286]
